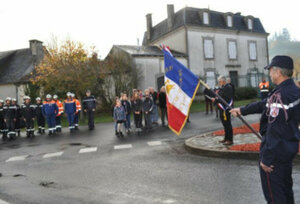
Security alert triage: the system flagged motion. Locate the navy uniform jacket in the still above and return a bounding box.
[216,84,233,110]
[82,96,96,111]
[241,79,300,166]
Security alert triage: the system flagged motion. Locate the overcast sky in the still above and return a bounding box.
[0,0,299,58]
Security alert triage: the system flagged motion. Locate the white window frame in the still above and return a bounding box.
[203,12,209,25]
[227,40,237,60]
[248,41,257,61]
[227,15,233,27]
[247,18,253,30]
[203,38,214,59]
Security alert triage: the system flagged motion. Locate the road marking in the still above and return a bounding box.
[162,199,177,204]
[0,198,10,204]
[6,155,28,162]
[147,141,162,146]
[79,147,98,154]
[114,144,132,150]
[43,151,64,159]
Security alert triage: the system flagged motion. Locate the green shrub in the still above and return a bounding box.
[235,87,258,100]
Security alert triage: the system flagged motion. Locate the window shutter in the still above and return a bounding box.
[228,41,237,59]
[203,12,209,25]
[227,16,232,27]
[204,39,213,59]
[249,42,257,60]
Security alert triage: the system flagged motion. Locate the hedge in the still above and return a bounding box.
[235,87,258,100]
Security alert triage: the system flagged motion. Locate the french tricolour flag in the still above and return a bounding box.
[162,46,200,135]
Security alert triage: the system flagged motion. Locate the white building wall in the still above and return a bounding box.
[134,56,187,91]
[150,27,186,54]
[0,84,27,103]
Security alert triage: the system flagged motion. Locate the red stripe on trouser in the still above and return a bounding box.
[166,98,186,133]
[266,173,275,204]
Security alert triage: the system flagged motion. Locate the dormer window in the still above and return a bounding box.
[247,18,253,30]
[227,15,233,27]
[203,12,209,25]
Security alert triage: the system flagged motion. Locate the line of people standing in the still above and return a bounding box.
[113,87,167,137]
[0,90,96,141]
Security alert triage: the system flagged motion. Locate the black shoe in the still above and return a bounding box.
[75,126,78,130]
[119,132,124,137]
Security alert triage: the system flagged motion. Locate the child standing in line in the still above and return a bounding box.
[131,91,143,134]
[121,93,131,133]
[113,99,126,137]
[143,89,153,133]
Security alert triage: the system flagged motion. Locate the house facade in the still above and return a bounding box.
[107,45,187,91]
[143,5,269,88]
[0,40,44,103]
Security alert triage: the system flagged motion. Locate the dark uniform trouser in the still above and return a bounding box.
[87,110,94,129]
[74,112,80,128]
[67,113,75,131]
[55,116,62,131]
[219,109,233,142]
[15,118,20,135]
[25,118,34,136]
[5,118,16,138]
[134,113,142,129]
[37,115,45,132]
[260,161,294,204]
[160,107,167,125]
[205,98,213,114]
[144,112,152,130]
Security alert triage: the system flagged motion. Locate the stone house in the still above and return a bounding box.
[0,40,44,103]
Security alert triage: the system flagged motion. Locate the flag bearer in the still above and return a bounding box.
[3,97,17,140]
[42,94,58,135]
[53,95,63,132]
[21,96,36,138]
[35,97,45,134]
[64,92,76,133]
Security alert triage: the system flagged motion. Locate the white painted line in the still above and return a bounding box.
[147,141,162,146]
[43,151,64,159]
[79,147,98,154]
[0,198,10,204]
[6,155,28,162]
[114,144,132,150]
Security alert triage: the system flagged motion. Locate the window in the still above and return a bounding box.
[250,70,258,87]
[249,41,257,60]
[227,15,233,27]
[203,12,209,25]
[247,18,253,30]
[228,40,237,60]
[229,71,238,87]
[206,71,216,89]
[204,39,214,59]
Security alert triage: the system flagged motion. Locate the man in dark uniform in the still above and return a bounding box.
[230,56,300,204]
[82,90,96,130]
[3,97,17,140]
[212,76,234,145]
[21,96,36,138]
[35,97,45,134]
[0,99,6,140]
[12,98,21,137]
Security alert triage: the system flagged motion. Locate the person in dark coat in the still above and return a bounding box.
[143,89,153,132]
[121,93,131,133]
[21,96,36,138]
[226,77,235,107]
[231,56,300,204]
[35,97,45,134]
[12,98,21,137]
[0,99,6,140]
[212,76,234,145]
[82,90,96,130]
[158,86,168,126]
[131,91,143,134]
[3,97,17,140]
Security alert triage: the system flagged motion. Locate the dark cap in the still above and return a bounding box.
[264,55,294,70]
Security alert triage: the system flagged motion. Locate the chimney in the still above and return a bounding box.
[29,39,43,64]
[167,4,174,31]
[146,13,152,40]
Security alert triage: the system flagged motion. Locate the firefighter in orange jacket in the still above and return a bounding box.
[53,95,63,133]
[72,93,81,130]
[259,78,270,100]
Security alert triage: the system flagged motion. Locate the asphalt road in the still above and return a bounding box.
[0,112,299,204]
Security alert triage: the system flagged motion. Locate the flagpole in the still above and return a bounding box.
[200,80,262,140]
